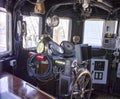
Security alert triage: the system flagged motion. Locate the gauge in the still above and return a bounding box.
[46,15,59,27]
[60,41,75,54]
[73,36,80,43]
[50,42,64,55]
[53,42,64,54]
[36,41,44,53]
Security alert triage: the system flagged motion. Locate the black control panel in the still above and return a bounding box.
[94,61,105,71]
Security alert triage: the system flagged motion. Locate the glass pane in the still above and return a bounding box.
[83,20,104,47]
[0,12,7,52]
[53,18,72,44]
[23,16,40,48]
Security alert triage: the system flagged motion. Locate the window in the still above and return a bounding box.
[53,17,72,44]
[23,16,42,49]
[83,19,104,47]
[0,7,12,56]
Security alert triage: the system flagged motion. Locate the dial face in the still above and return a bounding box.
[51,15,59,27]
[52,42,64,54]
[36,41,44,53]
[46,15,59,27]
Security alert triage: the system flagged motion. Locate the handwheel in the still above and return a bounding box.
[27,53,53,82]
[70,69,92,99]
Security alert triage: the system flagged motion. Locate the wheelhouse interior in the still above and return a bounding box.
[1,0,120,99]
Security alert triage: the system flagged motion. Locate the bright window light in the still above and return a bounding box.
[83,20,104,47]
[0,12,7,52]
[23,16,41,49]
[0,7,12,56]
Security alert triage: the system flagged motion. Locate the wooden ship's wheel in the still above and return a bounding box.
[70,69,92,99]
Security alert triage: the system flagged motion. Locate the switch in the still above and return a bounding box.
[99,73,103,80]
[94,72,99,79]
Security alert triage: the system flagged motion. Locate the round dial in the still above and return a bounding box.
[46,15,59,27]
[36,41,44,53]
[54,43,64,54]
[50,42,64,55]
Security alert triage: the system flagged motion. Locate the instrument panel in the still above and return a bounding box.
[91,59,108,84]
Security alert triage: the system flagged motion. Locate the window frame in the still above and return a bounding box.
[0,7,12,57]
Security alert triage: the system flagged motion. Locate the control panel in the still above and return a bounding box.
[91,59,108,84]
[102,20,118,50]
[102,33,116,50]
